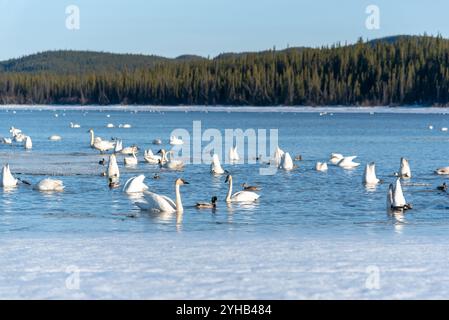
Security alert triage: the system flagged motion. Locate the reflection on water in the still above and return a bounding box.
[1,109,449,237]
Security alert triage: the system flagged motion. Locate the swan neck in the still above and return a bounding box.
[90,131,94,146]
[226,178,233,202]
[175,184,183,213]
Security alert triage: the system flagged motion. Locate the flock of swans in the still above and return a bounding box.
[2,121,449,218]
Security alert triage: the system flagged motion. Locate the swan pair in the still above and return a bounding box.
[387,179,412,212]
[88,129,115,153]
[169,136,184,146]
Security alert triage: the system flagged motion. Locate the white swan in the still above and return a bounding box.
[144,149,163,164]
[123,175,149,194]
[225,175,260,203]
[88,129,115,153]
[121,145,139,155]
[159,150,184,170]
[337,156,360,169]
[24,136,32,150]
[14,133,26,143]
[273,147,285,166]
[169,136,184,146]
[330,153,344,165]
[106,123,115,128]
[279,152,294,171]
[363,162,381,185]
[0,164,18,188]
[124,151,138,166]
[397,158,411,179]
[229,146,240,162]
[435,166,449,175]
[121,124,132,129]
[34,179,65,192]
[316,162,328,172]
[211,154,225,175]
[136,178,189,213]
[49,135,62,141]
[389,178,412,210]
[114,140,123,153]
[108,154,120,179]
[70,122,81,128]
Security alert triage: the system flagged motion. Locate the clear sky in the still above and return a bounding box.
[0,0,447,61]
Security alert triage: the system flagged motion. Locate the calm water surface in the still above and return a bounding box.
[1,108,449,238]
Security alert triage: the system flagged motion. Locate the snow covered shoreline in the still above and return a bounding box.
[1,232,448,299]
[1,105,449,114]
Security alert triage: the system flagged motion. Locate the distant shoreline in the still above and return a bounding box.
[0,105,449,114]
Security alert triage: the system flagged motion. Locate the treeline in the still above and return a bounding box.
[2,35,449,106]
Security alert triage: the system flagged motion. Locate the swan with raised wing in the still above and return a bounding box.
[123,175,149,194]
[136,178,189,213]
[211,154,225,175]
[0,164,18,188]
[225,175,260,203]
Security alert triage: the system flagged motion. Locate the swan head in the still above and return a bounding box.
[175,178,189,186]
[87,129,94,133]
[225,175,233,183]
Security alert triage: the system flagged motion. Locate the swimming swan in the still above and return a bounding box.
[159,150,184,170]
[210,154,225,175]
[279,152,294,171]
[0,164,18,188]
[136,178,189,213]
[124,151,138,166]
[144,149,163,164]
[34,179,65,192]
[70,122,81,128]
[123,175,149,194]
[337,156,360,169]
[108,154,120,179]
[225,175,260,203]
[363,162,381,185]
[88,129,115,153]
[316,162,328,172]
[330,153,344,165]
[49,135,62,141]
[121,145,139,155]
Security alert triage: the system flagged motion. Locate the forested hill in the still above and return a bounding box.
[1,35,449,106]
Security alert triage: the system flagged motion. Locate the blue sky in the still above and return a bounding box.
[0,0,447,61]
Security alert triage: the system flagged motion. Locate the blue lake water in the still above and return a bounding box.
[1,108,449,238]
[3,107,449,299]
